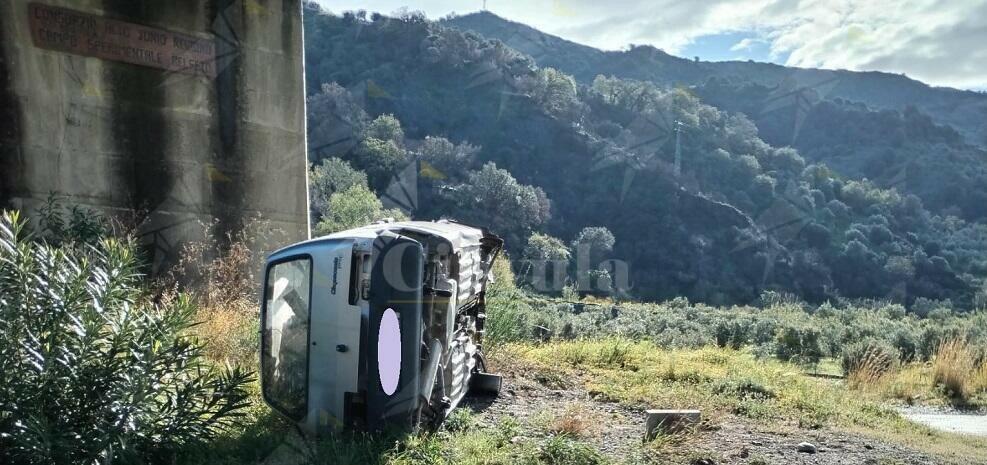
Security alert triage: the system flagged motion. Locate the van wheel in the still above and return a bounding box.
[470,372,502,396]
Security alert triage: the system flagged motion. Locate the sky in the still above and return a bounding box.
[313,0,987,91]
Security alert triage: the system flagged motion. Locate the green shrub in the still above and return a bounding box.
[484,291,534,347]
[774,325,824,365]
[712,378,776,400]
[713,319,751,349]
[0,212,253,465]
[36,195,106,246]
[891,328,920,362]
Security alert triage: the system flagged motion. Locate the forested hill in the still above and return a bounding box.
[442,12,987,223]
[442,11,987,148]
[301,3,987,310]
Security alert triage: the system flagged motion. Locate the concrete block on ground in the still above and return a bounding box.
[644,409,701,440]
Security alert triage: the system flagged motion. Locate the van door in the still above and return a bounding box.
[367,232,424,431]
[307,240,363,432]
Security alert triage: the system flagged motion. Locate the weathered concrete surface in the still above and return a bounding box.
[644,409,701,439]
[0,0,309,271]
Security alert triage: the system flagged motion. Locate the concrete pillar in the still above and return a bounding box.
[0,0,309,272]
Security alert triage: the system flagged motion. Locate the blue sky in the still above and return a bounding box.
[314,0,987,91]
[677,31,788,64]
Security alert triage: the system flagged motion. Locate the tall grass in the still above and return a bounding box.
[975,362,987,393]
[484,254,536,348]
[846,346,900,391]
[167,218,280,365]
[932,340,977,401]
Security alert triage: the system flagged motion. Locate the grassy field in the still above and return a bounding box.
[504,340,987,463]
[178,337,987,464]
[174,256,987,464]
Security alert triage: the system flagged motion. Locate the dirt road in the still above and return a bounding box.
[465,365,947,465]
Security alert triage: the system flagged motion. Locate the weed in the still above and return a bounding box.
[643,428,691,452]
[516,340,987,463]
[444,408,478,432]
[746,454,770,465]
[540,434,606,465]
[596,340,631,368]
[195,305,259,365]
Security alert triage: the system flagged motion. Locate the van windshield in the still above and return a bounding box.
[261,257,312,421]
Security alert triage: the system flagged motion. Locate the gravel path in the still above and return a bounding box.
[898,406,987,437]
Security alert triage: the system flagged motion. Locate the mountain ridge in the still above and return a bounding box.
[302,5,987,308]
[442,11,987,147]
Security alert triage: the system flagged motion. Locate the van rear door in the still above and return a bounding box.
[306,239,363,432]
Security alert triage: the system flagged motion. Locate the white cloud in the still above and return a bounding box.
[764,0,987,90]
[730,37,759,52]
[315,0,987,90]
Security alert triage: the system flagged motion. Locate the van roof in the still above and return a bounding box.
[269,220,488,259]
[324,220,484,248]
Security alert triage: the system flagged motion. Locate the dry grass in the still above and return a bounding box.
[845,343,987,408]
[194,305,258,365]
[165,217,284,367]
[169,215,287,307]
[883,365,929,405]
[932,340,977,401]
[175,235,258,309]
[548,403,594,438]
[849,362,930,406]
[975,362,987,393]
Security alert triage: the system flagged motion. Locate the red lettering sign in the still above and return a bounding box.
[28,3,218,78]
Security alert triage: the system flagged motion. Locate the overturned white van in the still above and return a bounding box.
[260,220,504,433]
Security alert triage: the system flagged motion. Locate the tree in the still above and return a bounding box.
[415,136,479,179]
[801,222,831,249]
[300,9,987,308]
[527,67,579,117]
[353,137,408,191]
[452,162,551,246]
[522,233,570,293]
[524,233,571,261]
[361,114,404,146]
[307,83,369,162]
[571,226,615,266]
[315,185,407,235]
[309,157,368,222]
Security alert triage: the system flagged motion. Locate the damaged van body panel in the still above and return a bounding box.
[261,220,503,433]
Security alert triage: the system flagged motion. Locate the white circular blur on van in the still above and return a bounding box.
[378,308,401,396]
